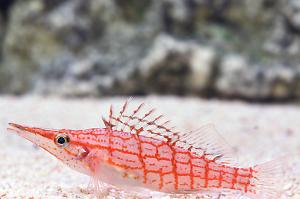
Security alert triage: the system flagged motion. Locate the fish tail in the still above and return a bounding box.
[249,157,287,199]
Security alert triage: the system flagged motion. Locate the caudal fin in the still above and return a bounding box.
[249,158,286,199]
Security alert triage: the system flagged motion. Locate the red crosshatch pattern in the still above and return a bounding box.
[71,129,256,194]
[70,100,257,194]
[7,100,283,198]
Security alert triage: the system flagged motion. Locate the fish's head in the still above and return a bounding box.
[8,123,91,175]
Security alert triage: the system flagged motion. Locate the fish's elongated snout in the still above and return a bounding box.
[7,122,56,140]
[7,122,62,156]
[8,123,27,131]
[7,122,27,133]
[7,122,92,175]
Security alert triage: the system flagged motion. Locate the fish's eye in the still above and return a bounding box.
[55,133,70,148]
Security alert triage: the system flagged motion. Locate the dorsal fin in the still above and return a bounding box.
[102,99,181,142]
[102,100,236,165]
[176,124,236,165]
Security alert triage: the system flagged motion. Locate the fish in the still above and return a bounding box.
[7,100,285,199]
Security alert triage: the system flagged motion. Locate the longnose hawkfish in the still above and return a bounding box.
[7,100,284,198]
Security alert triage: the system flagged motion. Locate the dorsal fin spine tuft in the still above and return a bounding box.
[103,100,236,166]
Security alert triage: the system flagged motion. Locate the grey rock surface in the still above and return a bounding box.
[216,55,300,100]
[137,35,216,95]
[1,0,300,101]
[284,0,300,30]
[1,0,156,96]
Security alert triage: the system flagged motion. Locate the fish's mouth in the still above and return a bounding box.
[8,123,42,141]
[8,123,27,132]
[7,123,67,162]
[7,123,27,135]
[7,123,56,140]
[7,123,59,152]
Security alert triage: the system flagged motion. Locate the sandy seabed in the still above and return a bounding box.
[0,96,300,199]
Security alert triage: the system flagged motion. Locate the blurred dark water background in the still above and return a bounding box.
[1,0,300,102]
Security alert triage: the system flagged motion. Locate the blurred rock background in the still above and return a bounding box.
[1,0,300,101]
